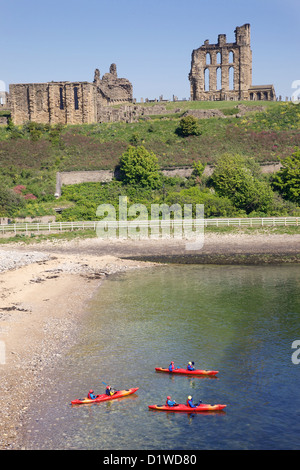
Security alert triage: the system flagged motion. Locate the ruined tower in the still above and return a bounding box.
[189,24,275,102]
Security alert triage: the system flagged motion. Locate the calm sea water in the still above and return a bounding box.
[20,264,300,450]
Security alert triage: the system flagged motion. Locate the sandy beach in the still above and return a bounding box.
[0,231,299,450]
[0,247,153,450]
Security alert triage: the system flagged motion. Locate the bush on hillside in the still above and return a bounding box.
[176,115,201,137]
[0,186,25,216]
[119,145,161,188]
[271,148,300,204]
[212,153,275,214]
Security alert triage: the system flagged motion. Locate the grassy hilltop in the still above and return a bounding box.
[1,100,300,171]
[0,100,299,222]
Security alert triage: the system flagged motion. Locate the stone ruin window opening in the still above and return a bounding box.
[229,51,234,63]
[59,87,64,110]
[216,52,222,64]
[74,86,79,110]
[229,66,234,90]
[204,68,210,91]
[217,67,222,90]
[206,53,211,65]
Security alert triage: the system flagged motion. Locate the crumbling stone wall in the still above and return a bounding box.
[94,64,132,105]
[9,82,97,125]
[189,24,275,102]
[8,64,133,125]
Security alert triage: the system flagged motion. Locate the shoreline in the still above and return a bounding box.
[0,232,299,449]
[0,249,154,450]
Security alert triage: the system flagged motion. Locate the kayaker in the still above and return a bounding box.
[187,395,202,408]
[166,395,177,407]
[169,361,176,372]
[88,389,96,400]
[105,385,116,396]
[187,361,195,371]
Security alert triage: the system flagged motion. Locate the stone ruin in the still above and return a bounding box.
[8,64,133,125]
[3,24,277,126]
[189,24,276,102]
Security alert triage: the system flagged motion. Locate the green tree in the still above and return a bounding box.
[119,145,161,188]
[271,148,300,204]
[176,115,201,137]
[212,153,274,214]
[0,186,25,216]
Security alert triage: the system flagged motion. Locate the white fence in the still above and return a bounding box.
[0,217,299,236]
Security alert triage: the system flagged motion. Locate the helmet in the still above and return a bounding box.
[167,396,171,400]
[188,362,192,365]
[171,361,174,364]
[89,389,94,393]
[188,395,192,400]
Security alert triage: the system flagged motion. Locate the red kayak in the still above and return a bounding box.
[149,403,226,413]
[71,387,139,405]
[155,367,218,376]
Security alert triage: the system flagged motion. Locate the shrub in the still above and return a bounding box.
[0,186,25,216]
[165,186,237,218]
[176,115,201,137]
[271,148,300,204]
[212,153,275,214]
[119,145,161,188]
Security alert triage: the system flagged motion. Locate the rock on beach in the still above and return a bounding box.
[0,250,50,273]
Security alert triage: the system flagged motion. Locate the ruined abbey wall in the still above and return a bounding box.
[5,26,276,126]
[8,64,133,126]
[189,24,275,102]
[9,82,98,125]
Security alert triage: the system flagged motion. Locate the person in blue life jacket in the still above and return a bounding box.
[106,385,116,396]
[169,361,176,372]
[187,361,195,371]
[166,395,177,407]
[88,389,96,400]
[187,395,202,408]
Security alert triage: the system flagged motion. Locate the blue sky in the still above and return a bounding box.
[1,0,299,101]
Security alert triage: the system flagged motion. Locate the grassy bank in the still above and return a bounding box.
[0,101,299,173]
[0,100,299,221]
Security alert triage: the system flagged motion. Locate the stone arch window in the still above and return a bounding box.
[250,92,254,100]
[206,52,211,65]
[36,90,43,112]
[263,91,268,100]
[204,68,210,91]
[59,87,64,110]
[229,51,234,63]
[216,67,222,90]
[216,52,222,64]
[229,66,234,90]
[74,86,79,110]
[257,92,261,101]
